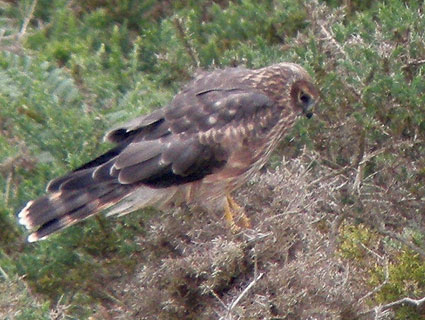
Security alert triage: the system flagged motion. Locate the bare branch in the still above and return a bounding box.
[380,296,425,310]
[18,0,38,39]
[359,140,418,166]
[214,248,264,320]
[357,259,389,305]
[173,17,199,67]
[1,0,38,41]
[4,170,12,208]
[359,296,425,319]
[308,166,351,186]
[352,130,366,194]
[402,58,425,69]
[225,273,264,319]
[211,289,229,312]
[0,265,9,280]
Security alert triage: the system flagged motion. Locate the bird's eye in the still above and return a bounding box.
[299,91,311,105]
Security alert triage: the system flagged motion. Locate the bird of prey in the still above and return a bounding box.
[18,62,318,242]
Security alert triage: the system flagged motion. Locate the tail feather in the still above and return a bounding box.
[20,186,105,227]
[46,168,92,192]
[105,186,178,217]
[46,143,127,192]
[18,182,132,242]
[59,170,97,191]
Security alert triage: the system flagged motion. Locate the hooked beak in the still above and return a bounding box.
[303,98,315,119]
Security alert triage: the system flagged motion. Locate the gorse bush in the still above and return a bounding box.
[0,0,423,319]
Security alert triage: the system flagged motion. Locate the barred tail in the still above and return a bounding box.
[18,182,131,242]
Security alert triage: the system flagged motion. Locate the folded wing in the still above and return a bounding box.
[18,86,274,241]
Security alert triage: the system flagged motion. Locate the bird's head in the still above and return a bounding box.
[264,62,319,118]
[291,79,319,119]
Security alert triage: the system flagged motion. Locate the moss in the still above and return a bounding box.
[339,224,377,261]
[371,250,425,320]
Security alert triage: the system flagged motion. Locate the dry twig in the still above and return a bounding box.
[212,248,264,320]
[357,259,389,305]
[223,273,264,320]
[18,0,38,39]
[359,296,425,319]
[173,17,199,67]
[0,0,38,41]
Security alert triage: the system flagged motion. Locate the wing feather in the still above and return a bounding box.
[92,160,117,181]
[118,155,170,184]
[94,89,274,187]
[59,170,95,190]
[105,109,165,143]
[19,76,278,241]
[114,140,165,169]
[170,142,203,175]
[46,144,126,192]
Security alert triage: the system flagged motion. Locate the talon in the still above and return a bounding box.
[223,194,251,232]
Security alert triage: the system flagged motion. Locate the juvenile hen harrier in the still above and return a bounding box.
[18,62,318,242]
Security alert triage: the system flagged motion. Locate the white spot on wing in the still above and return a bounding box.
[208,116,217,125]
[214,100,223,107]
[159,156,170,166]
[228,109,237,116]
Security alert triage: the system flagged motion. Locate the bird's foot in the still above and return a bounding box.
[224,194,251,232]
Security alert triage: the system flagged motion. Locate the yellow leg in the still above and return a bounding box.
[224,196,238,231]
[223,194,251,231]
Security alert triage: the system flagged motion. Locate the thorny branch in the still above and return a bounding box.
[305,1,425,261]
[357,259,389,305]
[213,247,264,320]
[359,296,425,319]
[18,0,38,39]
[314,22,364,98]
[173,17,199,67]
[0,0,38,41]
[212,272,264,320]
[226,273,264,318]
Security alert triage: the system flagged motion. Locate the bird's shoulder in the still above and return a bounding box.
[107,68,275,144]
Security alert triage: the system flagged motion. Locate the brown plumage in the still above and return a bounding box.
[18,62,319,242]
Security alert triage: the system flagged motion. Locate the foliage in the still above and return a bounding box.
[0,0,423,319]
[371,250,425,320]
[0,275,51,320]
